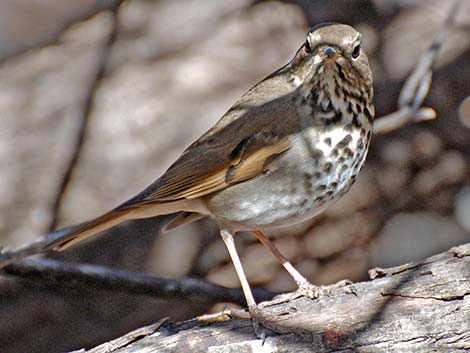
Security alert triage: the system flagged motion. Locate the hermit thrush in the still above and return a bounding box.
[44,23,373,326]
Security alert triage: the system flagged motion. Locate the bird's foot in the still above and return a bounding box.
[223,280,357,337]
[223,304,275,339]
[260,282,319,306]
[260,279,355,307]
[220,304,251,320]
[303,279,355,298]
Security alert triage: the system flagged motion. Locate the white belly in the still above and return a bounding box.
[209,125,371,230]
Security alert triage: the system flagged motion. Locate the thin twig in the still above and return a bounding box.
[2,258,276,305]
[374,0,462,134]
[47,3,122,232]
[0,227,74,269]
[0,0,121,63]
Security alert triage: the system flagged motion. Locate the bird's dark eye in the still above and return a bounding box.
[305,40,313,54]
[351,44,360,60]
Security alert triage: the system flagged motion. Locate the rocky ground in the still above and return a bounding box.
[0,1,468,352]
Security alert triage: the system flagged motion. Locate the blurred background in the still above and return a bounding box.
[0,0,468,352]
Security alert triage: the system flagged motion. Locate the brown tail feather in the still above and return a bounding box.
[45,209,131,251]
[44,199,199,251]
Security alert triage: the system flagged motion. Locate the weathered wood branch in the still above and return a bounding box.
[78,243,470,353]
[2,258,275,306]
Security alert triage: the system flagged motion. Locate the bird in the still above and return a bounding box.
[42,22,374,328]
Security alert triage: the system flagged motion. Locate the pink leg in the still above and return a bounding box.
[220,229,256,309]
[253,230,309,287]
[253,230,353,303]
[221,229,273,337]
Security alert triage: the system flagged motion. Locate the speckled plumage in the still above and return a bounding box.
[43,23,374,326]
[208,24,374,230]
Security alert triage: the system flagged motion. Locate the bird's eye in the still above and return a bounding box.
[305,40,313,54]
[351,44,361,60]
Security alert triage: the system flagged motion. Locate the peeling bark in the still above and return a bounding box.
[79,243,470,353]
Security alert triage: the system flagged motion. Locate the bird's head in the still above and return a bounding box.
[291,23,373,102]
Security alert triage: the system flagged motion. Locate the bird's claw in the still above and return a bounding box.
[261,279,355,307]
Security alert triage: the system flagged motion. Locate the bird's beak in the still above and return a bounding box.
[322,47,341,62]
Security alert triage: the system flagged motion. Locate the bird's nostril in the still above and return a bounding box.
[323,47,338,57]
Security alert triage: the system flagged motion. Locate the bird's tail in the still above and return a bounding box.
[44,199,194,251]
[44,208,132,251]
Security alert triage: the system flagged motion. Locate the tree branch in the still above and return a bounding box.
[0,0,122,63]
[47,2,122,232]
[373,0,462,134]
[0,227,77,269]
[1,258,275,306]
[77,243,470,353]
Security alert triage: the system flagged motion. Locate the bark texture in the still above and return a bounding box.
[81,243,470,353]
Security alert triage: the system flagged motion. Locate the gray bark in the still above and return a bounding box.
[79,243,470,353]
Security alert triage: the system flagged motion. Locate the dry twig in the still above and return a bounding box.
[0,0,121,63]
[373,0,462,134]
[47,3,122,232]
[2,258,275,305]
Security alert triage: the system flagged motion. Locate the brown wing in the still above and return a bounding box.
[118,78,301,208]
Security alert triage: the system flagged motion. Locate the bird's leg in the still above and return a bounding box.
[220,229,271,338]
[253,231,353,305]
[253,231,320,301]
[220,229,257,308]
